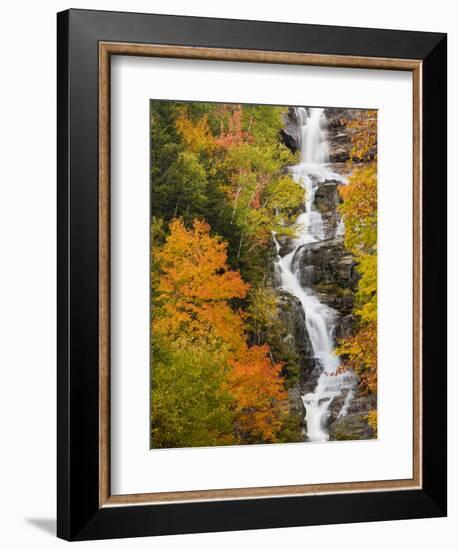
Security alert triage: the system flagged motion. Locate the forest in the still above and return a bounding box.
[150,100,377,448]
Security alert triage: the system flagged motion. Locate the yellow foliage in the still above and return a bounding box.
[339,163,377,254]
[347,110,377,161]
[153,218,287,443]
[367,410,377,437]
[337,111,378,396]
[337,322,377,394]
[175,110,216,155]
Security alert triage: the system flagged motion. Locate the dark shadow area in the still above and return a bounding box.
[25,518,56,536]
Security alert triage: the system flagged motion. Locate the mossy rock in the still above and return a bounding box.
[328,413,375,441]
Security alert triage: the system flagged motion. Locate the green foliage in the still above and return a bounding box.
[150,100,302,283]
[246,285,301,388]
[242,105,286,144]
[246,285,278,340]
[164,151,208,223]
[152,219,289,447]
[150,100,306,448]
[265,175,304,213]
[151,339,235,448]
[276,414,303,443]
[331,429,362,441]
[314,282,353,297]
[150,102,183,214]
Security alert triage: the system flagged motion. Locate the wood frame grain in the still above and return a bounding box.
[98,41,422,508]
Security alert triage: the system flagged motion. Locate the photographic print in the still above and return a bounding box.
[150,101,377,449]
[58,13,447,538]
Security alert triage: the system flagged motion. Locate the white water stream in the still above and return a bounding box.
[274,107,355,442]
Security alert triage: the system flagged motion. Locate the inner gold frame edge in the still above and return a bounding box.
[98,41,423,507]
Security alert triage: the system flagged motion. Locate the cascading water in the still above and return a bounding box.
[274,107,355,442]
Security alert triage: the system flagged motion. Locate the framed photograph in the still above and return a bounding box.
[57,9,447,541]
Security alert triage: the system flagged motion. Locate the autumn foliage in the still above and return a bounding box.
[337,110,378,428]
[228,344,286,441]
[152,218,287,447]
[150,102,302,448]
[151,100,378,446]
[176,110,216,156]
[154,218,248,348]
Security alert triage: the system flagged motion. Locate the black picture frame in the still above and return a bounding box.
[57,8,447,541]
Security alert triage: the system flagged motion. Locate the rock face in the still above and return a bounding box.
[324,108,355,162]
[277,291,313,370]
[295,239,358,288]
[280,106,376,163]
[315,181,343,239]
[280,108,301,153]
[328,413,374,440]
[275,183,366,438]
[276,290,315,424]
[325,107,377,162]
[328,393,377,440]
[275,106,376,442]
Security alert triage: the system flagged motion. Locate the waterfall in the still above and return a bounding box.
[274,107,355,442]
[297,107,329,165]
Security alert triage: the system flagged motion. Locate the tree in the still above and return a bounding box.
[153,218,249,347]
[216,136,301,279]
[152,218,288,446]
[246,284,301,389]
[151,340,235,448]
[150,100,301,285]
[175,109,217,156]
[339,163,377,253]
[164,151,209,223]
[150,102,184,217]
[214,105,248,150]
[228,343,287,442]
[337,110,378,420]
